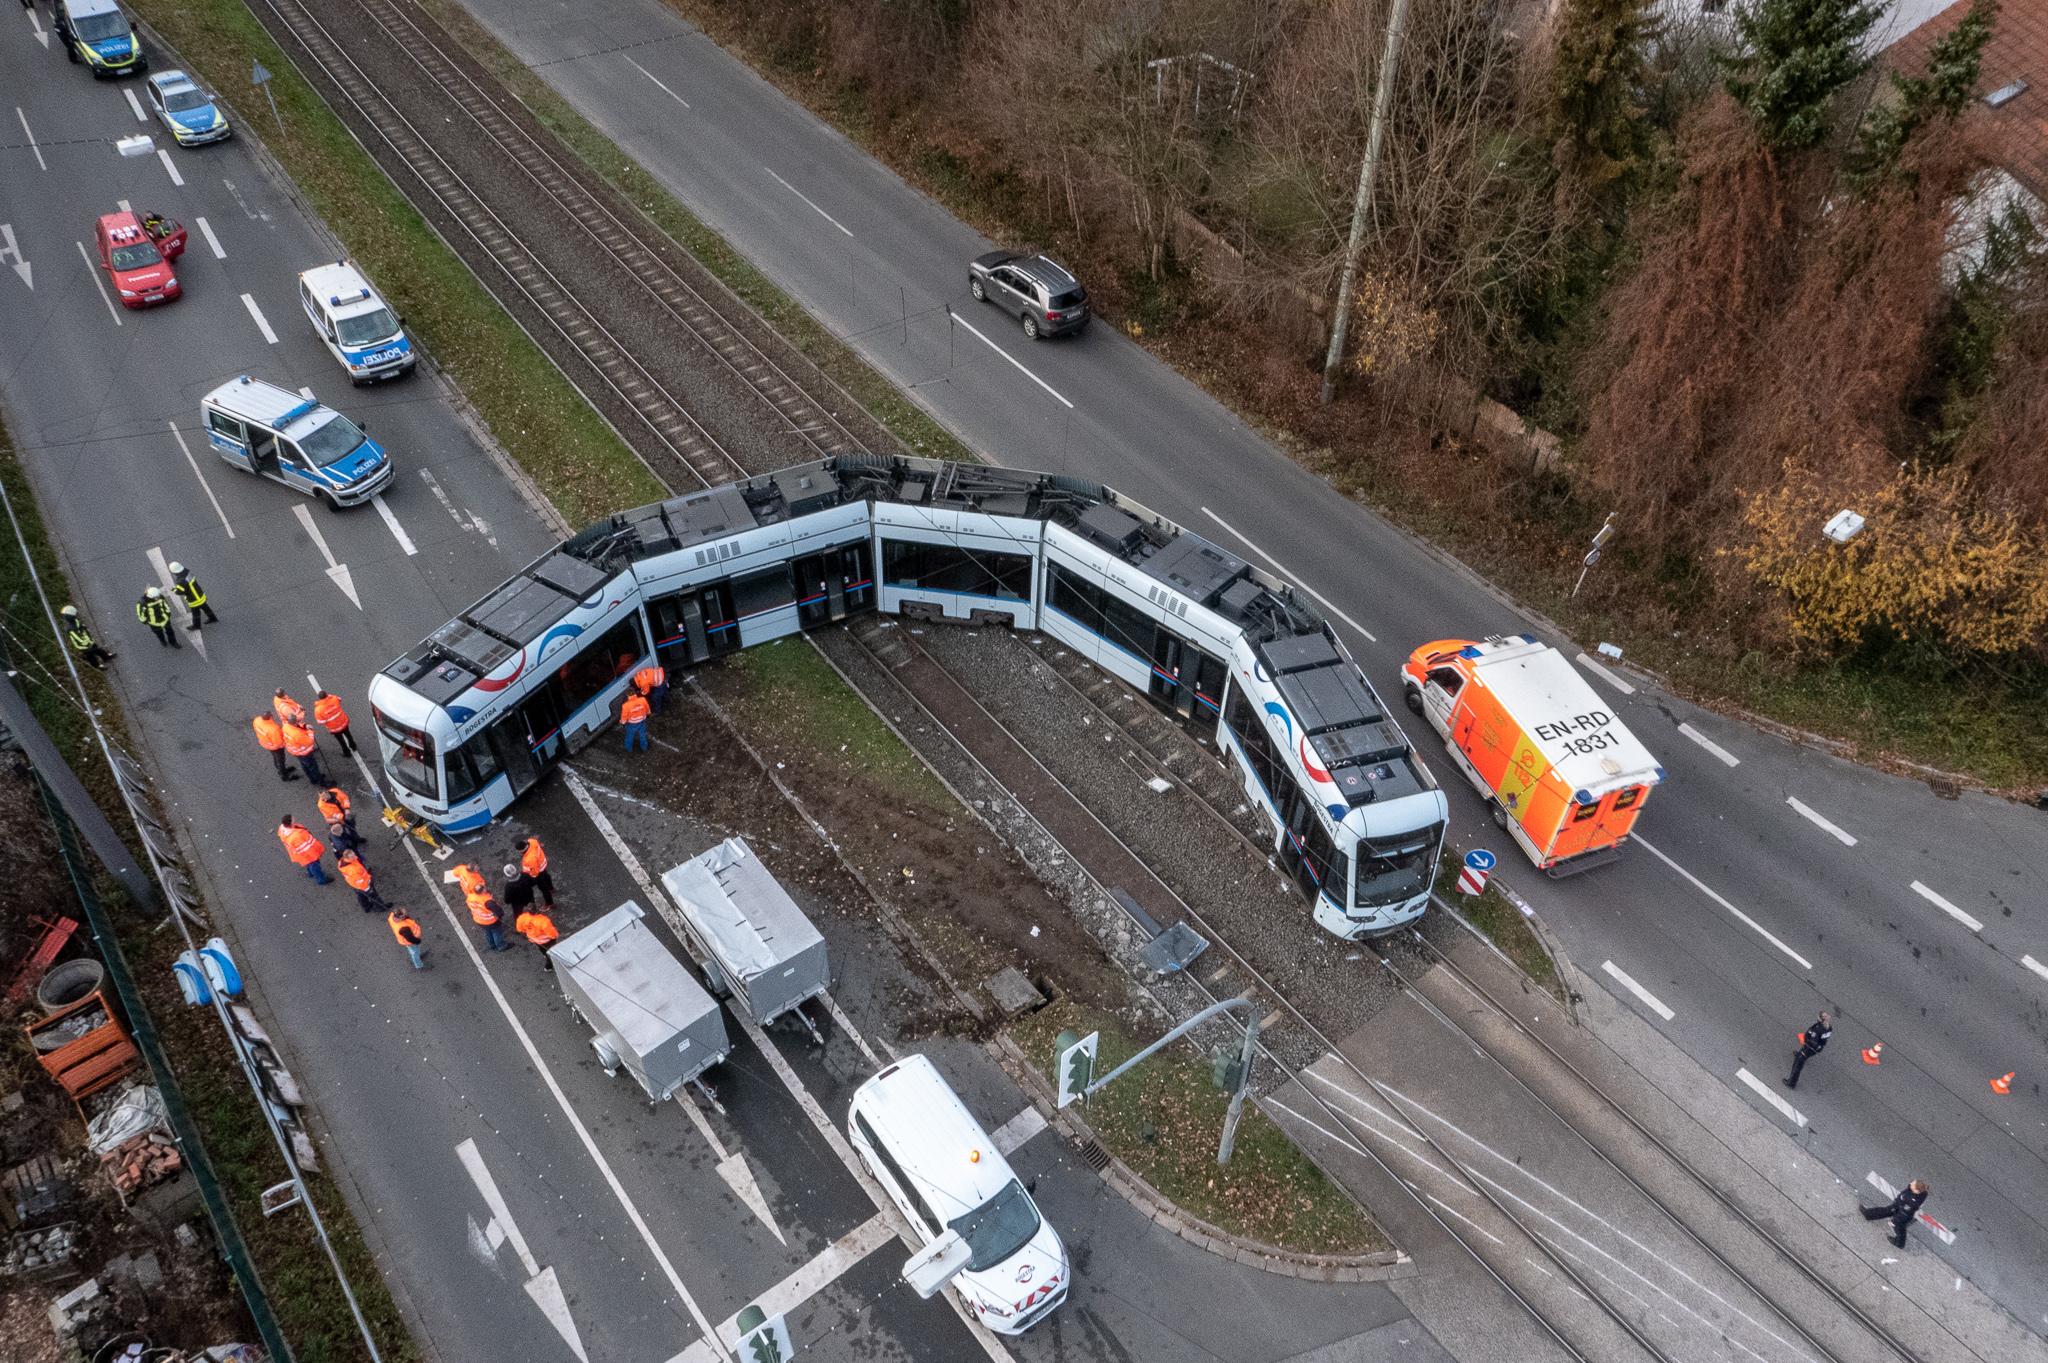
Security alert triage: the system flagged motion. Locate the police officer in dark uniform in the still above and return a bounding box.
[1862,1179,1929,1248]
[60,605,114,669]
[168,562,218,630]
[1784,1008,1832,1089]
[135,587,179,648]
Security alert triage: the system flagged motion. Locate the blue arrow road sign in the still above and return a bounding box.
[1464,848,1497,872]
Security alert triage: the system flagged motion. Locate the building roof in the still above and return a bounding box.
[1886,0,2048,198]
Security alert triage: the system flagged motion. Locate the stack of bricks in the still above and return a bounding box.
[103,1133,181,1198]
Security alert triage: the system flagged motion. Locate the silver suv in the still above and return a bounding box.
[968,252,1090,339]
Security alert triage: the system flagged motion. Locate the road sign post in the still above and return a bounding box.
[1456,848,1496,896]
[252,60,283,136]
[1054,1029,1099,1109]
[735,1304,793,1363]
[1571,513,1616,598]
[1215,1009,1262,1166]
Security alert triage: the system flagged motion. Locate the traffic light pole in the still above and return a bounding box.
[1215,1005,1264,1166]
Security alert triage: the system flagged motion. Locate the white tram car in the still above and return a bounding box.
[368,458,1447,938]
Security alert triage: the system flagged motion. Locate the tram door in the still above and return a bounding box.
[1277,786,1324,902]
[484,712,543,798]
[793,544,873,630]
[1148,635,1227,734]
[658,582,740,666]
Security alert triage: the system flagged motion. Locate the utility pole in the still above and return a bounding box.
[1319,0,1414,406]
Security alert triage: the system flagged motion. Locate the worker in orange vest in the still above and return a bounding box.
[272,689,308,727]
[446,862,486,897]
[281,716,326,787]
[251,712,297,783]
[316,785,360,852]
[336,850,388,914]
[277,816,329,885]
[633,661,669,714]
[466,885,507,952]
[515,836,555,909]
[388,908,427,970]
[313,689,358,756]
[514,905,559,971]
[620,689,651,752]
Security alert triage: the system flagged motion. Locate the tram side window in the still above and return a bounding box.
[1046,565,1157,658]
[1049,565,1104,633]
[1222,689,1289,802]
[883,541,1032,600]
[733,566,795,620]
[554,616,648,718]
[1304,820,1347,896]
[443,738,503,805]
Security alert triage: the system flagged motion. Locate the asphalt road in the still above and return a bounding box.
[444,0,2048,1337]
[0,16,1434,1363]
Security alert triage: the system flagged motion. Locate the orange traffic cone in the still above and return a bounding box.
[1861,1043,1883,1066]
[1991,1071,2015,1096]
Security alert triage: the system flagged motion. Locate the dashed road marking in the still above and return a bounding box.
[123,87,146,122]
[117,198,132,213]
[76,241,121,324]
[241,292,277,343]
[766,166,854,238]
[1576,653,1635,695]
[1677,722,1739,767]
[624,56,690,109]
[16,108,46,172]
[157,147,183,186]
[990,1104,1047,1155]
[372,493,418,556]
[2023,955,2048,983]
[663,1215,897,1363]
[949,307,1073,409]
[1601,960,1674,1021]
[1737,1068,1807,1128]
[1199,507,1378,644]
[1911,880,1982,933]
[168,422,233,537]
[1866,1172,1958,1245]
[1636,836,1811,970]
[195,216,225,259]
[1786,797,1857,847]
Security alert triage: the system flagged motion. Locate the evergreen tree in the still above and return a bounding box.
[1550,0,1661,190]
[1847,0,1998,190]
[1720,0,1886,150]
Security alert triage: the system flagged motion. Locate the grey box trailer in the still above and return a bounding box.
[661,838,831,1037]
[553,900,731,1103]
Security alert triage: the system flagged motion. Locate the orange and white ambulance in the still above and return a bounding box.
[1401,634,1662,876]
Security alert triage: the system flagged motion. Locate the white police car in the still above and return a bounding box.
[145,71,231,146]
[200,376,395,510]
[297,261,415,384]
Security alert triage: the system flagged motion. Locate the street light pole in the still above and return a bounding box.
[1320,0,1414,406]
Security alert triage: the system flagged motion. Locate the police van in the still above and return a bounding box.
[56,0,145,77]
[200,377,395,510]
[297,261,415,384]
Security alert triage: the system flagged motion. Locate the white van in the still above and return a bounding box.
[847,1054,1068,1334]
[297,261,415,384]
[200,376,395,509]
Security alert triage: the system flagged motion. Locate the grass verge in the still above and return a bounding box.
[1437,856,1564,1003]
[1011,1001,1385,1256]
[414,0,976,468]
[126,0,663,526]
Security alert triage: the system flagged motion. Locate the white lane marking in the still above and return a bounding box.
[1635,836,1811,970]
[144,547,207,662]
[157,147,184,187]
[1600,960,1673,1021]
[563,769,1016,1362]
[76,241,121,324]
[372,754,732,1362]
[1786,797,1857,847]
[241,292,278,344]
[1425,1192,1504,1245]
[195,216,225,259]
[371,493,418,556]
[662,1215,899,1363]
[1737,1068,1807,1128]
[2023,955,2048,983]
[26,7,48,48]
[168,423,233,537]
[1575,653,1635,695]
[671,1094,783,1244]
[1677,721,1739,767]
[291,503,361,609]
[418,467,474,530]
[117,199,132,213]
[456,1138,538,1274]
[457,1124,598,1362]
[16,108,46,172]
[0,224,31,289]
[624,56,690,109]
[123,87,147,122]
[1200,507,1379,643]
[1865,1173,1958,1245]
[1911,880,1982,933]
[948,308,1073,409]
[765,166,855,238]
[990,1105,1048,1155]
[820,991,886,1066]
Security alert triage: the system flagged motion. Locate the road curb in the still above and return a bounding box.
[987,1034,1407,1283]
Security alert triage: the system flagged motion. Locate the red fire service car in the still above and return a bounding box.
[94,210,186,308]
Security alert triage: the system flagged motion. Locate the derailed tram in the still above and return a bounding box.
[368,457,1448,938]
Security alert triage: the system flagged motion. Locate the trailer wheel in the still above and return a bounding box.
[1490,801,1510,831]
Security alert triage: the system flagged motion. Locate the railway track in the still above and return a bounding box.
[1011,632,1937,1363]
[332,0,868,463]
